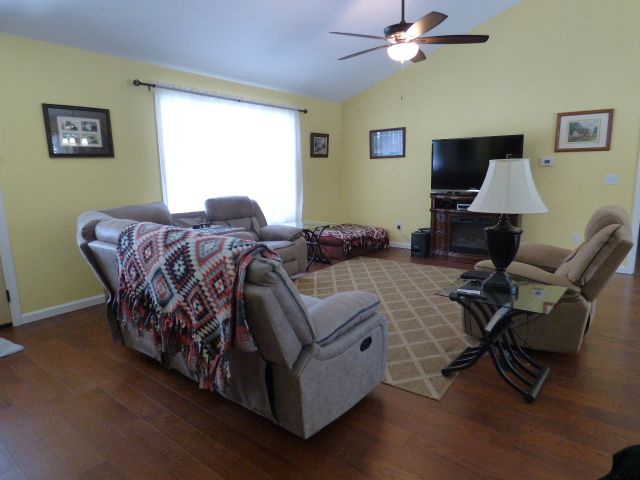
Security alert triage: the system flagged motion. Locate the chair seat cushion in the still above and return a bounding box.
[476,260,581,299]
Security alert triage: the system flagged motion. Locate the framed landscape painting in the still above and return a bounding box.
[42,104,114,157]
[555,109,613,152]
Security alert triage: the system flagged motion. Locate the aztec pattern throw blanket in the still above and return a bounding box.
[116,222,279,391]
[320,224,389,254]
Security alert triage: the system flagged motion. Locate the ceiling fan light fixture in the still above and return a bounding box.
[387,42,419,62]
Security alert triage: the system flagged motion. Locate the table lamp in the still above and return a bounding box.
[468,158,547,294]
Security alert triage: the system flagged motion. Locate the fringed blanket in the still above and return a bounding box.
[319,224,389,254]
[116,222,278,391]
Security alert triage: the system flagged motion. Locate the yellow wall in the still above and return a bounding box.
[0,33,342,313]
[342,0,640,257]
[2,0,639,315]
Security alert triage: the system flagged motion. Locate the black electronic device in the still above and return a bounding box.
[460,270,491,280]
[431,134,524,192]
[411,229,430,257]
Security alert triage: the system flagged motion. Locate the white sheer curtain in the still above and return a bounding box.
[155,88,302,224]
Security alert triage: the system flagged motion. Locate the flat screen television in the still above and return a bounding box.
[431,134,524,192]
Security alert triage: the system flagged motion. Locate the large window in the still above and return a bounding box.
[155,88,302,224]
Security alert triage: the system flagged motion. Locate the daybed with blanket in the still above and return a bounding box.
[317,224,389,261]
[77,203,388,438]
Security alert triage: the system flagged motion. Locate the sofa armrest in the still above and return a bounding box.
[514,243,573,272]
[94,219,138,245]
[259,224,303,242]
[476,260,580,293]
[308,292,381,346]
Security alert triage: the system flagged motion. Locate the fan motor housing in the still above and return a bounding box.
[384,21,411,40]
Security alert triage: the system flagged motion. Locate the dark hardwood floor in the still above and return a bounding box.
[1,248,638,479]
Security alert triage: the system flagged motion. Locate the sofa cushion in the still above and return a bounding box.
[95,219,138,244]
[244,258,314,367]
[476,260,581,300]
[259,224,303,241]
[309,292,381,346]
[77,211,112,244]
[171,210,207,228]
[556,224,622,287]
[101,202,172,225]
[260,240,296,262]
[205,196,256,221]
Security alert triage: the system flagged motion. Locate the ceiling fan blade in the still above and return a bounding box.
[330,31,387,40]
[338,45,388,60]
[405,11,447,39]
[414,35,489,44]
[411,49,426,63]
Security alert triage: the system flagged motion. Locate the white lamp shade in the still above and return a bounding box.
[387,42,419,62]
[468,158,548,214]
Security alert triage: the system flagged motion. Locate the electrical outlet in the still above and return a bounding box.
[395,221,403,231]
[605,174,619,185]
[572,233,582,245]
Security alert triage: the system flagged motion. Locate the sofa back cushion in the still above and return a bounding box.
[244,258,314,368]
[101,202,172,225]
[556,205,633,300]
[204,196,266,233]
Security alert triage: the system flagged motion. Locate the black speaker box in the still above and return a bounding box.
[411,229,430,257]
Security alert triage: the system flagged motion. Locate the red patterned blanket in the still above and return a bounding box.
[319,224,389,254]
[116,222,278,391]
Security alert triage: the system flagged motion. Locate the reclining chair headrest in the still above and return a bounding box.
[205,196,256,221]
[584,205,631,241]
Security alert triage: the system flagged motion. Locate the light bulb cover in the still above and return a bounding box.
[387,42,419,62]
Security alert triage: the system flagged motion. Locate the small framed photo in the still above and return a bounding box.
[310,133,329,157]
[555,109,613,152]
[370,127,405,159]
[42,104,114,157]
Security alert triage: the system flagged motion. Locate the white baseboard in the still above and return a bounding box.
[617,265,634,275]
[389,241,411,249]
[15,294,105,326]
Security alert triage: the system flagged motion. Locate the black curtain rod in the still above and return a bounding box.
[132,79,308,114]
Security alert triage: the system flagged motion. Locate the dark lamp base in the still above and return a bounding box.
[483,214,523,296]
[482,271,519,295]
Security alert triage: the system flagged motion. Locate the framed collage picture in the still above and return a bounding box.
[42,104,114,157]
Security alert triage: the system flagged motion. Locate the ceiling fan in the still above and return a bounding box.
[330,0,489,63]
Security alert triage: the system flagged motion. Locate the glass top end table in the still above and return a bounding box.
[436,278,567,403]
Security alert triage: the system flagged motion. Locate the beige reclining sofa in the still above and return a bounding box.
[77,202,388,438]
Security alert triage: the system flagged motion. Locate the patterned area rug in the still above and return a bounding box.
[295,257,473,401]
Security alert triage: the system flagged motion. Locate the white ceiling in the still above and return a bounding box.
[0,0,520,102]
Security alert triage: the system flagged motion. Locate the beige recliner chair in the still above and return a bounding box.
[204,196,308,276]
[464,205,633,353]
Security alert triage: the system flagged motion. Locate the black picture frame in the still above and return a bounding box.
[42,104,114,157]
[310,132,329,158]
[369,127,406,159]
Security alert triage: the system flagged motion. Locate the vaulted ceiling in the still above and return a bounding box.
[0,0,521,102]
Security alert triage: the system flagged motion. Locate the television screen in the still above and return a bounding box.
[431,134,524,192]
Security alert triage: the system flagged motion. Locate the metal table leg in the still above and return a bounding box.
[442,296,550,403]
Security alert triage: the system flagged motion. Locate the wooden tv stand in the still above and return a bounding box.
[430,192,520,264]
